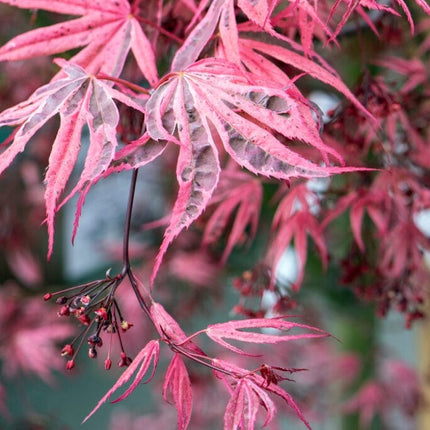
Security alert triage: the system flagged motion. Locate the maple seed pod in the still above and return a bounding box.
[61,344,74,356]
[66,360,75,370]
[43,293,52,301]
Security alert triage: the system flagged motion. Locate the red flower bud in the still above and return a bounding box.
[66,360,75,370]
[56,296,68,305]
[87,334,103,347]
[61,344,74,356]
[43,293,52,301]
[77,314,91,325]
[104,358,112,370]
[58,305,70,317]
[80,295,91,305]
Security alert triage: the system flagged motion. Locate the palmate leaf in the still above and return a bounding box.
[163,354,193,430]
[214,358,311,430]
[0,0,158,82]
[0,60,147,257]
[171,0,274,72]
[267,184,328,289]
[205,317,328,355]
[146,58,355,282]
[83,340,160,423]
[322,188,389,252]
[203,170,262,264]
[237,35,370,117]
[224,378,275,430]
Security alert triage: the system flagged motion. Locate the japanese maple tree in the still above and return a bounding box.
[0,0,429,428]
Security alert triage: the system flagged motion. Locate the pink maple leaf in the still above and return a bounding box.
[214,358,312,429]
[380,219,428,279]
[0,60,147,257]
[150,302,205,357]
[171,0,275,72]
[224,378,275,429]
[269,0,333,53]
[343,381,386,427]
[374,57,427,95]
[205,316,328,355]
[342,359,421,428]
[84,339,160,423]
[146,58,353,282]
[163,354,193,430]
[235,34,369,118]
[0,0,158,83]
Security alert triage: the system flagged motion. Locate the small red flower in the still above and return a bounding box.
[57,305,70,317]
[95,307,108,321]
[61,344,74,357]
[77,314,90,325]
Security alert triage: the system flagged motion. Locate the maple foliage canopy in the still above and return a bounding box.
[0,0,430,428]
[0,0,372,268]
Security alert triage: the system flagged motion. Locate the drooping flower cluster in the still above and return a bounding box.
[44,272,135,370]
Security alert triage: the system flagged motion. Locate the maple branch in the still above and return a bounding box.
[96,73,150,95]
[120,168,153,318]
[134,16,184,44]
[122,169,138,273]
[163,335,235,377]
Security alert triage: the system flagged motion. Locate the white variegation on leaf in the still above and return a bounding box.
[145,58,356,281]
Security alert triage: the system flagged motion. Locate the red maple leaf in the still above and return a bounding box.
[267,183,328,288]
[205,316,328,355]
[203,169,262,264]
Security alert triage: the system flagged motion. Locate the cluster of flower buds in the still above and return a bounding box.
[232,265,296,318]
[43,273,134,369]
[341,254,425,328]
